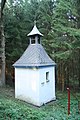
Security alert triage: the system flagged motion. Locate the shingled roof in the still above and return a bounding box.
[13,44,55,67]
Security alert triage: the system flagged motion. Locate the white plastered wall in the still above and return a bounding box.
[15,66,56,106]
[15,67,40,106]
[38,66,56,106]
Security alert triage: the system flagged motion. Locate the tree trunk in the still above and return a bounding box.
[79,49,80,87]
[62,62,64,92]
[0,7,5,86]
[66,61,69,87]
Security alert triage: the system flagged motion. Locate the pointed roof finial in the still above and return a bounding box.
[34,20,36,26]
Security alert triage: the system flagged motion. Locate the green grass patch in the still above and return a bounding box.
[0,87,80,120]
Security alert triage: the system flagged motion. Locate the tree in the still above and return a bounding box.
[49,0,80,90]
[4,0,41,81]
[0,0,6,86]
[75,0,80,87]
[3,0,80,89]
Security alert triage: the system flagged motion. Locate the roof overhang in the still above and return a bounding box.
[13,63,56,68]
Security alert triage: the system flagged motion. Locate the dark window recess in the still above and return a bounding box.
[31,39,35,44]
[38,37,40,44]
[46,72,49,82]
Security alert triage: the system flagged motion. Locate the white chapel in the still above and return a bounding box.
[13,23,56,106]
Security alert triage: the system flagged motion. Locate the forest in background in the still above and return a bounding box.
[3,0,80,91]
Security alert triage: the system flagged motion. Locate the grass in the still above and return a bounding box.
[0,86,80,120]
